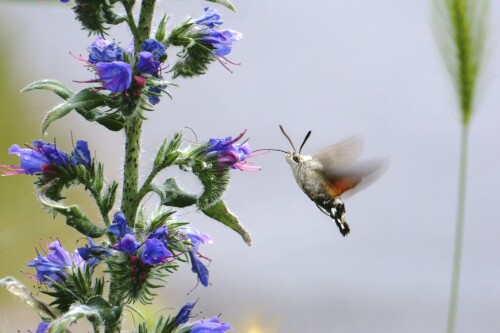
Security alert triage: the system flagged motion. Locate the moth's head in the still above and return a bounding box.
[285,151,302,165]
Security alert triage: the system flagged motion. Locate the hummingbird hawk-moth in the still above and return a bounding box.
[262,125,384,236]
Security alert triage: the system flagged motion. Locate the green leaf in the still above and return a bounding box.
[151,178,197,208]
[47,304,100,333]
[41,89,108,134]
[75,108,125,131]
[205,0,236,12]
[21,79,74,100]
[201,200,251,245]
[0,276,58,321]
[38,182,106,238]
[85,296,121,325]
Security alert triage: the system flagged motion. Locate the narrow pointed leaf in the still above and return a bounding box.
[205,0,236,12]
[41,89,108,134]
[21,79,74,100]
[201,200,251,245]
[85,296,122,325]
[48,304,100,333]
[38,182,106,238]
[151,178,197,208]
[0,277,58,321]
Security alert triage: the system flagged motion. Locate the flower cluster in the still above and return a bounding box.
[194,7,242,59]
[109,212,173,265]
[174,301,232,332]
[80,36,168,97]
[138,39,166,75]
[0,140,90,176]
[205,131,261,171]
[85,36,132,93]
[28,241,83,284]
[182,226,213,287]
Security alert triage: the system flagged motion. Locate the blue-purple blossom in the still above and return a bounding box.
[205,131,260,171]
[182,226,212,252]
[1,140,92,176]
[190,316,231,333]
[95,61,132,92]
[88,36,124,64]
[141,39,166,61]
[141,239,172,265]
[147,84,166,105]
[175,302,195,325]
[137,51,160,75]
[200,29,241,57]
[77,238,111,268]
[36,322,50,333]
[189,251,209,287]
[114,234,141,255]
[28,241,83,284]
[108,212,132,239]
[148,226,169,246]
[0,141,70,176]
[71,140,91,166]
[194,7,224,28]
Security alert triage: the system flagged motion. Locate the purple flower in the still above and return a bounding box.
[148,226,169,246]
[141,239,172,265]
[96,61,132,92]
[182,227,212,252]
[189,251,209,287]
[71,140,91,166]
[200,29,241,57]
[28,241,82,284]
[137,51,160,75]
[108,212,132,239]
[190,316,231,333]
[114,234,141,255]
[175,302,195,325]
[77,238,111,268]
[141,39,166,61]
[36,322,50,333]
[147,84,166,105]
[88,36,124,64]
[0,141,69,176]
[206,131,260,171]
[194,7,224,28]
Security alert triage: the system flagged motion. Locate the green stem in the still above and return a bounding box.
[108,3,157,332]
[447,125,469,333]
[136,0,157,51]
[121,116,143,226]
[121,0,140,42]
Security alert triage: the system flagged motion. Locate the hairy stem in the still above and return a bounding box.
[121,116,143,226]
[136,0,157,51]
[121,0,140,42]
[120,0,156,226]
[447,126,469,333]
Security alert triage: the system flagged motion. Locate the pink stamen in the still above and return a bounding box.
[216,57,234,73]
[220,56,241,66]
[226,129,247,146]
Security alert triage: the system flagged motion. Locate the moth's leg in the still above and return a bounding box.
[315,203,331,217]
[331,198,350,236]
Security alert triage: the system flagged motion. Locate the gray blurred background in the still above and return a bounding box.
[0,1,500,332]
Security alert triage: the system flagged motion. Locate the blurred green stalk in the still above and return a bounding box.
[432,0,488,332]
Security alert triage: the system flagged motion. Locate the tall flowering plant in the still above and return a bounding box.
[0,1,256,332]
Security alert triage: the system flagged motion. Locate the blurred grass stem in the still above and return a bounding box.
[433,0,488,332]
[447,126,468,333]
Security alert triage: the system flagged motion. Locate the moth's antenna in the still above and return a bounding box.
[253,148,287,153]
[299,131,312,154]
[279,125,297,152]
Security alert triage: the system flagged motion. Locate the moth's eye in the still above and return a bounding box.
[293,154,300,163]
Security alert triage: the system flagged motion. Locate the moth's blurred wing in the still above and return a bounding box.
[313,136,363,169]
[321,159,387,198]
